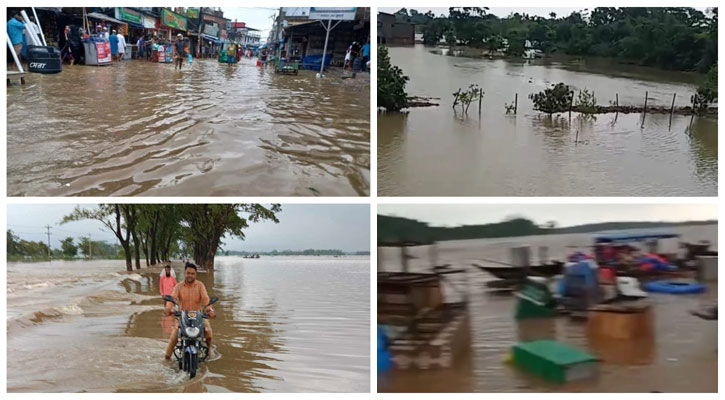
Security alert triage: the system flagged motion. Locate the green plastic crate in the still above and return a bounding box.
[512,340,600,383]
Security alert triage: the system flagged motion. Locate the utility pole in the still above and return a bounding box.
[45,225,52,259]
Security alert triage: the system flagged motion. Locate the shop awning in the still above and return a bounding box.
[87,12,125,25]
[202,33,220,44]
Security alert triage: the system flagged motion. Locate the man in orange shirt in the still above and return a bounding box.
[165,264,216,359]
[160,264,177,316]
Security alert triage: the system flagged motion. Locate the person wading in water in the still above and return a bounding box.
[174,33,187,71]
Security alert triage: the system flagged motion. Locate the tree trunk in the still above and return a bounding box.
[123,242,132,271]
[132,229,141,269]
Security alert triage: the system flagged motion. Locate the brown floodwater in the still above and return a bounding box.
[378,225,718,392]
[7,256,370,392]
[7,59,370,196]
[378,45,717,196]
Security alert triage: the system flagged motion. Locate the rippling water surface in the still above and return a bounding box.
[378,46,717,196]
[7,59,370,196]
[8,256,370,392]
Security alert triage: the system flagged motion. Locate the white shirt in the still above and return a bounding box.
[117,34,127,53]
[24,21,41,45]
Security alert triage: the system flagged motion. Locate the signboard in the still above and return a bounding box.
[142,15,157,29]
[309,7,357,20]
[203,23,219,38]
[161,9,187,31]
[96,42,111,63]
[187,8,200,20]
[118,7,142,25]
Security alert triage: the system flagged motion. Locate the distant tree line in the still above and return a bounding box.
[7,204,281,271]
[397,7,717,72]
[7,230,125,261]
[378,214,717,244]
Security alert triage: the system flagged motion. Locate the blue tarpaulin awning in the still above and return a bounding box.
[201,33,220,43]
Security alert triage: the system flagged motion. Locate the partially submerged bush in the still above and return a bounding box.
[529,83,573,114]
[378,46,409,111]
[692,62,717,115]
[575,89,597,115]
[453,84,484,113]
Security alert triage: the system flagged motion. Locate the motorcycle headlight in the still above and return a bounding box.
[184,326,201,338]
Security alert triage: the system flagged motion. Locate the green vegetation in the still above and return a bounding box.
[574,89,598,115]
[7,230,125,262]
[378,214,717,244]
[529,83,573,114]
[398,7,718,72]
[693,62,718,114]
[452,84,484,113]
[59,204,280,271]
[378,46,410,111]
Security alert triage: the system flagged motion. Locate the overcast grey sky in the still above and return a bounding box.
[378,204,717,228]
[7,204,369,252]
[221,7,278,41]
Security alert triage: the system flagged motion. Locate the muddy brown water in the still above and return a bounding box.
[7,256,370,392]
[378,45,717,196]
[378,225,718,392]
[7,59,370,196]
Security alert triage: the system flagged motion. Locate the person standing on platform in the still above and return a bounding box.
[7,13,26,70]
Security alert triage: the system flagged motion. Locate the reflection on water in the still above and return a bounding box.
[378,227,717,392]
[7,59,370,196]
[378,45,717,196]
[7,256,370,392]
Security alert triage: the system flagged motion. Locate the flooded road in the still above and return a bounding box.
[378,225,718,392]
[8,256,370,392]
[7,59,370,196]
[378,45,717,196]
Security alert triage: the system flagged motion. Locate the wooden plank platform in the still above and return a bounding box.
[7,71,27,84]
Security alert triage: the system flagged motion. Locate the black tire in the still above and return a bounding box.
[183,351,190,372]
[189,353,198,379]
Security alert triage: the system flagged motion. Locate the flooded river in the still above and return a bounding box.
[378,45,717,196]
[7,256,370,392]
[378,224,718,392]
[7,59,370,196]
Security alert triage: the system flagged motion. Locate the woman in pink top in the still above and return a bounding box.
[160,264,177,315]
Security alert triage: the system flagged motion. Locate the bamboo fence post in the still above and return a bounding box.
[514,93,518,114]
[453,88,461,109]
[569,91,574,118]
[641,91,648,127]
[478,88,483,116]
[669,92,676,128]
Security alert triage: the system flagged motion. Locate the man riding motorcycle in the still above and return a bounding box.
[165,263,215,359]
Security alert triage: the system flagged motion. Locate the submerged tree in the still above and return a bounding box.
[378,46,409,111]
[693,62,717,114]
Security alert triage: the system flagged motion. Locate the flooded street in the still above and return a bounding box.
[8,256,370,392]
[7,59,370,196]
[378,225,718,392]
[378,45,717,196]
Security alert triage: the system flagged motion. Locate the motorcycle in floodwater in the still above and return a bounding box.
[163,295,219,378]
